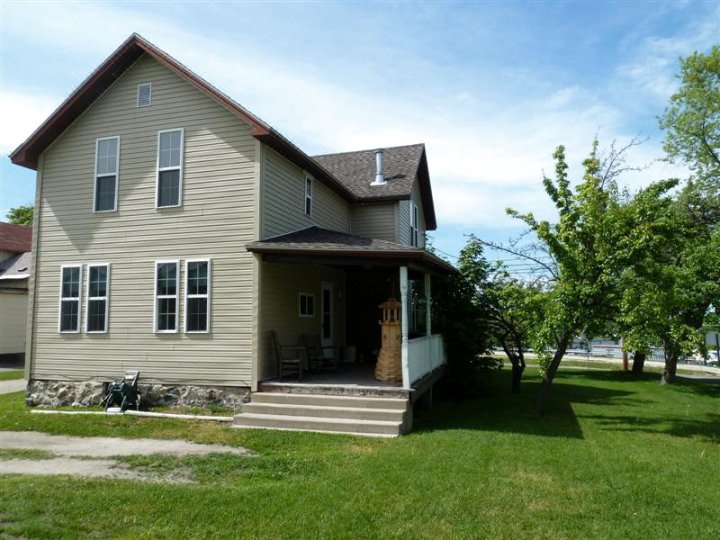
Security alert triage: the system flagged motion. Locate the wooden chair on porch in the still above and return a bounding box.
[270,330,304,381]
[302,334,338,373]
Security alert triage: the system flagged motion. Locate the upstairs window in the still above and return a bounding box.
[59,265,82,333]
[156,129,184,208]
[86,264,110,333]
[155,261,179,332]
[305,177,313,216]
[137,83,152,107]
[185,260,210,333]
[94,137,119,212]
[410,202,419,247]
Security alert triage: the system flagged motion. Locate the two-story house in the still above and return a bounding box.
[11,34,453,435]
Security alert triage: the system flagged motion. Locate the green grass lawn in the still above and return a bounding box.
[1,369,718,539]
[0,369,24,381]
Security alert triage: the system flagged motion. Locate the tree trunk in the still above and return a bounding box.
[534,333,571,415]
[662,341,678,385]
[511,353,526,394]
[631,351,646,376]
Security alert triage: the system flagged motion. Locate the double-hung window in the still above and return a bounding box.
[155,261,179,332]
[410,202,419,247]
[59,265,82,333]
[185,260,210,333]
[156,129,184,208]
[94,137,119,212]
[298,293,315,317]
[305,177,313,216]
[86,264,110,333]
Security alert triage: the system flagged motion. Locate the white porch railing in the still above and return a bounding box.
[406,334,446,387]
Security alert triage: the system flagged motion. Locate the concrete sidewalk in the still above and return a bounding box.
[0,379,26,395]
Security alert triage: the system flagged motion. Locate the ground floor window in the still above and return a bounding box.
[86,264,109,333]
[155,261,179,332]
[299,292,315,317]
[185,259,210,332]
[59,265,82,333]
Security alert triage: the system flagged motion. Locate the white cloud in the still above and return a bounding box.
[0,91,60,155]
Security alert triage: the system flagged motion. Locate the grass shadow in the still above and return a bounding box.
[414,370,637,440]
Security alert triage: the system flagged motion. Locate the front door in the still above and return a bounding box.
[321,282,333,348]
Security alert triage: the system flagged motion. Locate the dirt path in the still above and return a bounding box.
[0,431,254,482]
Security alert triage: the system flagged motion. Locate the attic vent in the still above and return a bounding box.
[137,83,152,107]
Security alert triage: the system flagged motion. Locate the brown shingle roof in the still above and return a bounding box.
[313,144,437,230]
[313,144,423,200]
[0,223,32,253]
[247,227,455,274]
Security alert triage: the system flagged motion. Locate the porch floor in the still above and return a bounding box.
[259,363,410,399]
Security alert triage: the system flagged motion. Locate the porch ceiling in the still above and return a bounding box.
[246,227,456,274]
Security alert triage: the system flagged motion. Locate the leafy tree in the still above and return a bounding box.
[6,205,33,226]
[457,236,544,393]
[505,141,622,413]
[659,45,719,181]
[432,251,494,399]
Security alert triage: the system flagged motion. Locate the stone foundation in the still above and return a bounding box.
[26,380,250,409]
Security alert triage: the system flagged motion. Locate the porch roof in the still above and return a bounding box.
[246,227,456,274]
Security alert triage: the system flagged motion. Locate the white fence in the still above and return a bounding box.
[407,334,445,386]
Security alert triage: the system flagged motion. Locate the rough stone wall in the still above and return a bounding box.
[26,380,250,409]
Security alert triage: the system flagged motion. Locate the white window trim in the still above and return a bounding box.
[410,201,419,247]
[137,82,152,107]
[304,176,313,216]
[298,292,315,318]
[154,260,180,334]
[93,136,120,213]
[155,128,184,209]
[85,263,110,334]
[184,258,211,334]
[58,264,82,334]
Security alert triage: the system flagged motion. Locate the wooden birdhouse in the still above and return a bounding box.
[375,298,403,382]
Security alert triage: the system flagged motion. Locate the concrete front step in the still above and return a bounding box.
[232,412,402,437]
[251,392,408,410]
[240,401,406,422]
[232,391,411,437]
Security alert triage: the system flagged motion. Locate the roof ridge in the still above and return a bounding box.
[312,143,425,159]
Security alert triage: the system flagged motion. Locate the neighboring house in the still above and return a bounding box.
[10,34,453,435]
[0,223,32,358]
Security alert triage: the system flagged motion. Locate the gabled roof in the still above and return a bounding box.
[10,34,438,230]
[0,252,32,280]
[313,144,437,230]
[0,223,32,253]
[9,34,353,200]
[246,227,455,274]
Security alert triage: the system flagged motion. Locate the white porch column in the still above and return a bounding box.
[424,272,432,336]
[400,265,410,389]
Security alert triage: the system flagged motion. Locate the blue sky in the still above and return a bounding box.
[1,1,718,260]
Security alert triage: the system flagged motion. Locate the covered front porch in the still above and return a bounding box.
[247,227,454,396]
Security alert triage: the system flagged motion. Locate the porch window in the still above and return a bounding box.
[86,264,109,333]
[299,292,315,317]
[156,129,184,208]
[94,136,119,212]
[185,259,210,333]
[155,261,179,332]
[59,265,82,333]
[305,176,313,216]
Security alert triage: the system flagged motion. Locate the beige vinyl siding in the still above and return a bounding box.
[350,203,397,241]
[262,147,351,239]
[397,181,426,248]
[31,54,257,387]
[0,291,27,354]
[259,262,345,380]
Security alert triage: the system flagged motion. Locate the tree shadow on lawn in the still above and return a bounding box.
[415,371,640,440]
[575,412,720,443]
